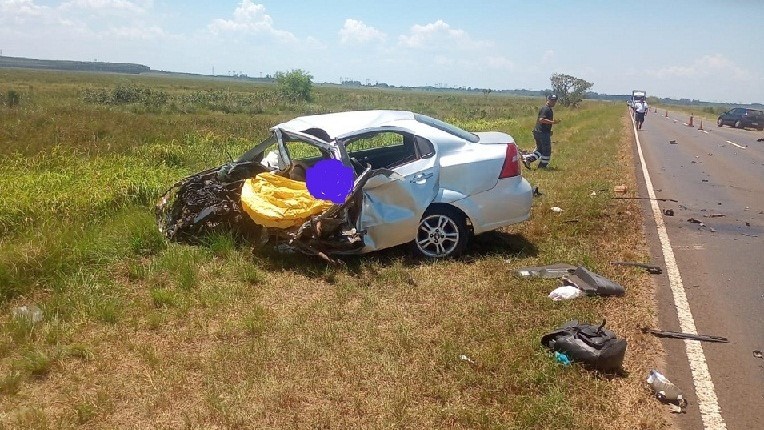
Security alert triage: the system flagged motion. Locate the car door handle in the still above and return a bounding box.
[411,172,433,183]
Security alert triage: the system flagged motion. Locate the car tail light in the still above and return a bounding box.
[499,143,521,178]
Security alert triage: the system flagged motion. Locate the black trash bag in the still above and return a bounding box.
[541,319,627,371]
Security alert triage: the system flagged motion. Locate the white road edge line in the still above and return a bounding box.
[631,114,726,429]
[725,140,746,149]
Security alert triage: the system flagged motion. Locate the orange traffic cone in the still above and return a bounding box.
[688,115,694,127]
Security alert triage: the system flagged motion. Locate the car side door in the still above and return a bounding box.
[340,129,439,251]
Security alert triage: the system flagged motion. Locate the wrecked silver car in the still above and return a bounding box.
[157,110,533,259]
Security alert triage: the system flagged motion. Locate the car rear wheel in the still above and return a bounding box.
[735,120,743,128]
[717,118,724,127]
[414,206,468,259]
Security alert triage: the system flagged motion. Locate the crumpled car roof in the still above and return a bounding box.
[273,110,422,140]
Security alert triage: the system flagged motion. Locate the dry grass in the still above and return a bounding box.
[0,71,673,429]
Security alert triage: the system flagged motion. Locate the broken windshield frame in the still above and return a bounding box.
[234,129,350,172]
[276,128,351,169]
[235,134,278,164]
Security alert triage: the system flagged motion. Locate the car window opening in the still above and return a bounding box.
[343,131,433,172]
[281,139,331,182]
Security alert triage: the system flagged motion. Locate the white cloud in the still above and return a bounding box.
[107,25,166,40]
[0,0,49,22]
[60,0,147,14]
[650,54,751,80]
[485,55,514,70]
[339,19,386,45]
[433,55,454,66]
[207,0,296,43]
[398,19,489,51]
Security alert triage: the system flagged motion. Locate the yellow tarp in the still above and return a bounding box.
[241,172,333,228]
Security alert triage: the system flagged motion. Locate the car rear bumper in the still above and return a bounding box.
[451,176,533,234]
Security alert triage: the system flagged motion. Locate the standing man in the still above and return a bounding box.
[633,96,648,130]
[523,94,560,169]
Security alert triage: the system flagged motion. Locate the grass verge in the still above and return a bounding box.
[0,71,669,429]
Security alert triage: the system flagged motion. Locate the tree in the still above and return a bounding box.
[550,73,593,107]
[275,69,313,102]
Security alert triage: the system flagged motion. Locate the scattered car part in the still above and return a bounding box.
[611,261,663,275]
[516,263,577,278]
[641,327,729,343]
[612,196,679,203]
[519,264,625,297]
[563,267,625,297]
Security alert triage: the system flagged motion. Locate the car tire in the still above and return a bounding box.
[413,205,469,259]
[717,118,724,127]
[735,120,743,129]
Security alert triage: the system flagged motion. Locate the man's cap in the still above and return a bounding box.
[547,94,558,101]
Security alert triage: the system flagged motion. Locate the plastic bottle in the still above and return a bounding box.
[646,370,687,412]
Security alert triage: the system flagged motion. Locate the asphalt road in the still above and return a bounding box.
[632,108,764,430]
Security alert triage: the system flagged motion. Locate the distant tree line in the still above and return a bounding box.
[0,56,149,74]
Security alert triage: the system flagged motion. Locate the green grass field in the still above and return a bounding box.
[0,70,669,429]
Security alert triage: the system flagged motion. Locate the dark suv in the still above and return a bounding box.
[717,108,764,130]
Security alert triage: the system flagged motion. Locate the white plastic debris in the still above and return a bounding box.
[551,207,563,213]
[12,305,43,324]
[647,369,687,413]
[548,285,583,301]
[459,354,476,364]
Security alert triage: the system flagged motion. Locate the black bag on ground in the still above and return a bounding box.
[541,319,627,371]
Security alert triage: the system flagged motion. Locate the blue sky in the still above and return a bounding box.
[2,0,763,104]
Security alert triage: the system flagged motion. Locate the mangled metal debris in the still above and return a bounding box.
[156,162,268,244]
[516,263,577,279]
[517,264,626,297]
[611,261,662,275]
[156,160,390,262]
[640,327,728,343]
